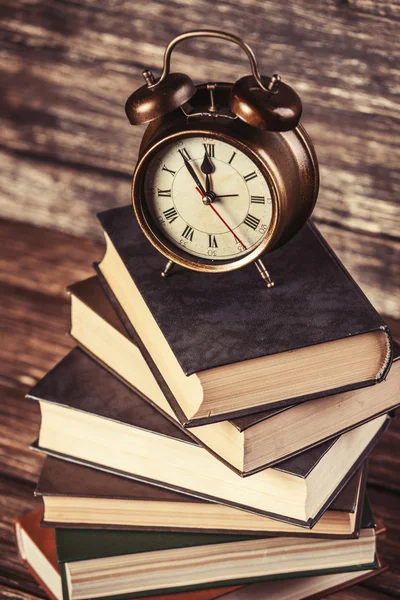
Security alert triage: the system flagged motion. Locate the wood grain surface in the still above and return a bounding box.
[1,216,400,599]
[0,0,399,316]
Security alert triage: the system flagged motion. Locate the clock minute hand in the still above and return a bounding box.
[182,156,206,196]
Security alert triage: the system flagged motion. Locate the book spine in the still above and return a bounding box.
[59,562,70,600]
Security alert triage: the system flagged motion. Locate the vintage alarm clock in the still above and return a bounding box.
[125,30,319,286]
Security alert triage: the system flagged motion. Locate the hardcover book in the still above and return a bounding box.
[15,508,386,600]
[54,511,379,600]
[95,206,392,425]
[28,347,391,527]
[69,276,400,474]
[15,508,241,600]
[36,456,367,539]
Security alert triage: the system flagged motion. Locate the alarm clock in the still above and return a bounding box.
[125,30,319,286]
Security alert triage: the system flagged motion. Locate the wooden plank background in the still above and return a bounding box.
[0,0,399,316]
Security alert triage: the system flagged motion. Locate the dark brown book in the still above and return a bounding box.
[96,206,392,426]
[27,347,391,527]
[69,276,400,474]
[15,508,241,600]
[36,456,367,538]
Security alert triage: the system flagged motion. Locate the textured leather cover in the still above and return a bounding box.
[31,414,390,528]
[69,276,289,433]
[36,455,362,510]
[95,250,392,426]
[76,276,399,475]
[28,348,191,444]
[27,347,348,480]
[56,527,265,562]
[97,206,391,378]
[37,457,366,538]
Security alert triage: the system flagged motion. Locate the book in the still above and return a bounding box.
[15,508,241,600]
[95,206,392,426]
[28,347,391,527]
[69,276,400,474]
[36,456,367,538]
[15,508,387,600]
[16,508,62,600]
[55,510,379,600]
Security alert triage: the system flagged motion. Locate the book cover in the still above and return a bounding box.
[69,276,400,475]
[55,514,379,600]
[28,347,390,526]
[96,206,392,425]
[37,456,367,538]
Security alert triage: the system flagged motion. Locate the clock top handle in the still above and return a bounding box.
[125,29,302,131]
[150,30,272,94]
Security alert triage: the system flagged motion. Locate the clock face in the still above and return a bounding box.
[143,135,273,262]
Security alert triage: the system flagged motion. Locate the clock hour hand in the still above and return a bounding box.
[201,152,215,195]
[201,155,239,201]
[182,156,206,196]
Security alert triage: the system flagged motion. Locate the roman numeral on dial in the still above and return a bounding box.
[251,195,265,204]
[228,151,236,165]
[182,225,194,241]
[243,214,260,230]
[208,235,218,248]
[162,165,176,176]
[203,143,215,157]
[178,148,191,161]
[158,188,171,197]
[163,207,178,224]
[244,171,257,182]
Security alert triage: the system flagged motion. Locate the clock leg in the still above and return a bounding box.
[161,260,175,278]
[255,259,274,288]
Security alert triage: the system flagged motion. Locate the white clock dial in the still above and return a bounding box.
[144,136,273,261]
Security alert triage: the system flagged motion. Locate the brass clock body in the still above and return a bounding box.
[132,83,319,274]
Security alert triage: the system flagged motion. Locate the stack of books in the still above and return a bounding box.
[16,206,399,600]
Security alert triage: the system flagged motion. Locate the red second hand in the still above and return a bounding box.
[195,187,247,250]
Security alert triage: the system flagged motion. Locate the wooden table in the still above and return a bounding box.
[1,217,399,600]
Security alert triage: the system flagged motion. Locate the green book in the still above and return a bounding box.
[56,497,378,600]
